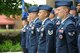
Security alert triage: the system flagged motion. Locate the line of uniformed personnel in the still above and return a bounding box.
[20,0,80,53]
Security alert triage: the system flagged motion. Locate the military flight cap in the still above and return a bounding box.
[55,1,73,8]
[28,6,39,13]
[39,5,52,12]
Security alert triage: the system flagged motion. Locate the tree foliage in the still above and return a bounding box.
[0,0,37,16]
[0,0,21,15]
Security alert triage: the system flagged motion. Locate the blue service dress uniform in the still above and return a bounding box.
[26,6,39,53]
[56,17,78,53]
[38,18,54,53]
[49,17,61,53]
[76,17,80,53]
[20,25,28,53]
[26,21,33,53]
[45,18,57,53]
[28,18,39,53]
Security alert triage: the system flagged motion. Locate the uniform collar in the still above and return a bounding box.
[42,18,48,25]
[33,18,38,23]
[61,14,71,24]
[50,18,55,21]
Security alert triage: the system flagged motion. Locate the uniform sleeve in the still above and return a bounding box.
[65,24,78,53]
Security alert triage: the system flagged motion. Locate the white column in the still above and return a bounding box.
[6,25,9,29]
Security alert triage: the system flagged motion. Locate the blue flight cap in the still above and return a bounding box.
[28,6,39,13]
[50,9,55,14]
[70,6,77,10]
[55,1,73,8]
[39,5,52,12]
[22,12,28,20]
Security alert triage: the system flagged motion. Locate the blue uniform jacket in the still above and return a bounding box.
[38,18,54,53]
[56,17,78,53]
[28,18,39,53]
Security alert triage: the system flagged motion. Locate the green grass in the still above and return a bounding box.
[0,29,20,32]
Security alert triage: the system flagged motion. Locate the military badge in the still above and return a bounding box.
[29,24,32,27]
[37,28,40,32]
[61,27,63,29]
[56,21,60,25]
[59,35,63,39]
[68,32,75,36]
[41,27,44,31]
[48,30,53,35]
[72,32,75,35]
[59,29,63,33]
[68,32,72,36]
[41,33,43,37]
[31,31,34,34]
[31,26,34,30]
[26,27,28,29]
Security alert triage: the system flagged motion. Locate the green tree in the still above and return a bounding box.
[0,0,21,16]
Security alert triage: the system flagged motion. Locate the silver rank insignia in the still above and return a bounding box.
[31,31,34,34]
[41,33,43,37]
[27,27,28,29]
[37,28,40,32]
[59,29,63,33]
[56,21,60,25]
[31,26,34,30]
[61,27,63,29]
[41,27,44,31]
[29,24,32,27]
[59,35,63,39]
[68,32,75,36]
[48,30,53,35]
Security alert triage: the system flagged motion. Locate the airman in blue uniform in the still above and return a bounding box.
[37,5,56,53]
[55,1,78,53]
[48,9,61,53]
[21,12,29,53]
[27,6,39,53]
